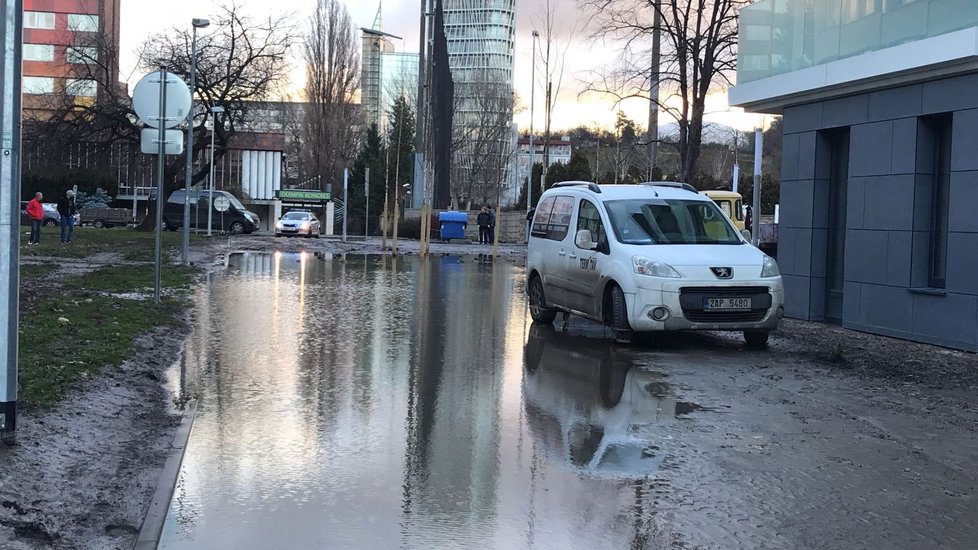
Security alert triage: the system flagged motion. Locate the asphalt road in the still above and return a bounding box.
[157,252,978,549]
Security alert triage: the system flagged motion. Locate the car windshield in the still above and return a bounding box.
[282,212,311,221]
[605,199,743,245]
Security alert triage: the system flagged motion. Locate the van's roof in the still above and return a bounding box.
[544,181,708,202]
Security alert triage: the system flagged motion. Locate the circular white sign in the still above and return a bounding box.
[131,71,192,129]
[213,196,231,212]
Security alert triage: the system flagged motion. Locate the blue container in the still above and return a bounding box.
[439,211,468,240]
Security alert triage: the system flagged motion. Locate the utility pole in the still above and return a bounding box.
[0,0,23,445]
[365,167,370,239]
[342,167,349,242]
[647,0,662,181]
[527,30,539,222]
[732,131,740,194]
[183,18,210,265]
[752,127,763,247]
[413,0,431,209]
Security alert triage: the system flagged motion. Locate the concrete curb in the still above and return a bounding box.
[133,400,198,550]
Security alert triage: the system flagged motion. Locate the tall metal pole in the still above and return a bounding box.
[182,25,199,264]
[365,167,370,239]
[155,70,169,304]
[0,0,24,445]
[732,131,740,194]
[207,108,218,237]
[526,31,538,220]
[648,1,662,180]
[752,127,763,247]
[342,167,349,242]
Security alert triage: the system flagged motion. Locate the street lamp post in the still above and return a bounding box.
[526,30,539,236]
[207,105,224,237]
[183,17,210,264]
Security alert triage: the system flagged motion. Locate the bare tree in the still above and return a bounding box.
[579,0,747,181]
[140,3,293,190]
[303,0,361,189]
[536,0,574,169]
[453,73,516,209]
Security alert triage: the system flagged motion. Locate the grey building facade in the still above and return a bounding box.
[731,0,978,351]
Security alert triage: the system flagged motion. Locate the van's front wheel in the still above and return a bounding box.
[229,221,245,235]
[528,276,557,324]
[610,285,633,343]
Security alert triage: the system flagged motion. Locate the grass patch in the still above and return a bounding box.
[64,263,197,293]
[20,263,58,280]
[17,252,201,407]
[20,228,199,260]
[19,295,185,407]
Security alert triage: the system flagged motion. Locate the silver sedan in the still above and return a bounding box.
[275,210,321,238]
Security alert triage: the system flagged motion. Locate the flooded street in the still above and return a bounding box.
[158,252,978,549]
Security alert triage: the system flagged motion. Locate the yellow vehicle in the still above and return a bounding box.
[702,190,745,231]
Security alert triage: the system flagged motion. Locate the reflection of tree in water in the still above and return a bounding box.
[400,257,512,544]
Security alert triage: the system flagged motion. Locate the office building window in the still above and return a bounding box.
[66,46,98,64]
[66,79,98,97]
[23,76,54,95]
[67,14,99,32]
[23,44,54,62]
[918,113,952,289]
[24,11,55,29]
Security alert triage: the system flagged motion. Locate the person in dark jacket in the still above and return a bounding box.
[57,190,77,244]
[476,207,491,244]
[26,192,44,245]
[488,206,497,244]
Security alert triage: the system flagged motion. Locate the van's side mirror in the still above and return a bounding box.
[741,229,752,242]
[575,229,597,250]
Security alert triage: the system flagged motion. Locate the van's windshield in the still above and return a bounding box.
[225,194,247,211]
[605,199,743,245]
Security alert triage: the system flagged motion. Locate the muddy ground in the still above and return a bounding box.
[2,232,977,549]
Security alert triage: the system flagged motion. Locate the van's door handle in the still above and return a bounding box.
[568,253,578,259]
[558,249,566,257]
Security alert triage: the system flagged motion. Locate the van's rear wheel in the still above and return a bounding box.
[528,276,557,324]
[744,330,770,348]
[610,285,633,343]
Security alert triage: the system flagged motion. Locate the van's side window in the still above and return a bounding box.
[547,196,574,241]
[576,200,607,251]
[531,196,556,238]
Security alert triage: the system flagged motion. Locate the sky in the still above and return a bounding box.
[119,0,760,134]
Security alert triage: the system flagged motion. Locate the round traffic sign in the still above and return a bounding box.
[213,196,231,212]
[131,71,192,129]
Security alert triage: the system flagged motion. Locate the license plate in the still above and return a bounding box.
[703,297,752,311]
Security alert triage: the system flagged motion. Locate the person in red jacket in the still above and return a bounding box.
[26,192,44,245]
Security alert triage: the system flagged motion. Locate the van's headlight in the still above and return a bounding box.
[633,256,681,278]
[761,255,780,278]
[275,221,283,229]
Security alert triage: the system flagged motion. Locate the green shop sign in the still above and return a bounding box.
[276,189,332,202]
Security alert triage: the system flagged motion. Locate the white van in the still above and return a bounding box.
[526,181,784,346]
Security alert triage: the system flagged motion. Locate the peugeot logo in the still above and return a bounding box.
[711,267,733,279]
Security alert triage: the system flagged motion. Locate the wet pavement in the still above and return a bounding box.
[159,252,978,549]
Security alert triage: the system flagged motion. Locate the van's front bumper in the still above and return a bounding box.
[627,280,784,332]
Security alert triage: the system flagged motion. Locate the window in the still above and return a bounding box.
[23,44,54,62]
[66,79,97,97]
[66,47,98,64]
[67,14,99,32]
[576,200,608,251]
[23,11,55,29]
[530,195,574,241]
[23,76,54,95]
[605,199,742,245]
[919,114,952,289]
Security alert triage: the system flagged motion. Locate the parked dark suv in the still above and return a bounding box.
[158,190,260,234]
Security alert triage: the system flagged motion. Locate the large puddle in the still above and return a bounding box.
[159,252,696,549]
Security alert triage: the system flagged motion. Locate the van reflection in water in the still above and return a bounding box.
[522,325,687,477]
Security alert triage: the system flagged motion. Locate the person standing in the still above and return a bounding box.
[476,207,490,244]
[488,206,497,244]
[26,192,44,245]
[57,190,76,244]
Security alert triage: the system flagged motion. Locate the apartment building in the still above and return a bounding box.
[22,0,121,117]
